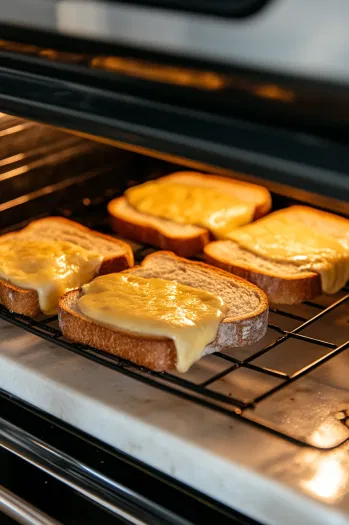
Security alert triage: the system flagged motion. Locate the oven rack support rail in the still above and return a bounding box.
[1,266,348,449]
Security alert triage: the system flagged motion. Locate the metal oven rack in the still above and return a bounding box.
[1,222,348,450]
[0,118,347,449]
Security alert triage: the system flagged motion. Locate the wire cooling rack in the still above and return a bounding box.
[1,239,348,448]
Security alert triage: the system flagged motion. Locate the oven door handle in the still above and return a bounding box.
[0,486,63,525]
[1,418,192,525]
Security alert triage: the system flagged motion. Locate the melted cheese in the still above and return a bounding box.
[126,181,254,237]
[0,239,103,315]
[228,216,349,294]
[79,274,227,373]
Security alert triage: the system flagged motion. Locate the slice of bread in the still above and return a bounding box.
[0,217,134,317]
[205,240,322,304]
[204,206,349,304]
[160,172,272,219]
[59,251,269,372]
[108,196,210,258]
[108,171,272,257]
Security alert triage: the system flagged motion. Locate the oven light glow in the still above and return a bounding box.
[309,421,341,449]
[253,84,295,102]
[303,456,347,502]
[0,152,25,168]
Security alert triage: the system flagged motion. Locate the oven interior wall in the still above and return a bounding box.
[2,114,344,233]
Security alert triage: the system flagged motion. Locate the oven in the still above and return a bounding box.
[0,2,349,525]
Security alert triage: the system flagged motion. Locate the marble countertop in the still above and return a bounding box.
[1,320,349,525]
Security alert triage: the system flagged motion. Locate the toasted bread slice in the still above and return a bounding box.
[59,251,269,371]
[277,205,349,249]
[160,172,272,219]
[0,217,134,317]
[205,240,322,304]
[108,172,272,257]
[204,206,349,304]
[108,196,209,258]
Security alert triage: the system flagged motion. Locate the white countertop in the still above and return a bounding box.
[1,320,349,525]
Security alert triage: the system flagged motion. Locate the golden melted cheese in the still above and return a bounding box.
[228,216,349,294]
[0,239,103,315]
[79,274,227,373]
[126,181,254,237]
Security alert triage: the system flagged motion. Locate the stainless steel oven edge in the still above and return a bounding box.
[1,419,191,525]
[2,0,349,84]
[1,392,257,525]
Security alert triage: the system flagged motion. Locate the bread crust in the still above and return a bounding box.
[108,172,272,256]
[58,251,269,371]
[0,217,134,317]
[205,245,322,304]
[0,279,41,318]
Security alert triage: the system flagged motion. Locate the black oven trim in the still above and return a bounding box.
[0,61,348,207]
[92,0,270,17]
